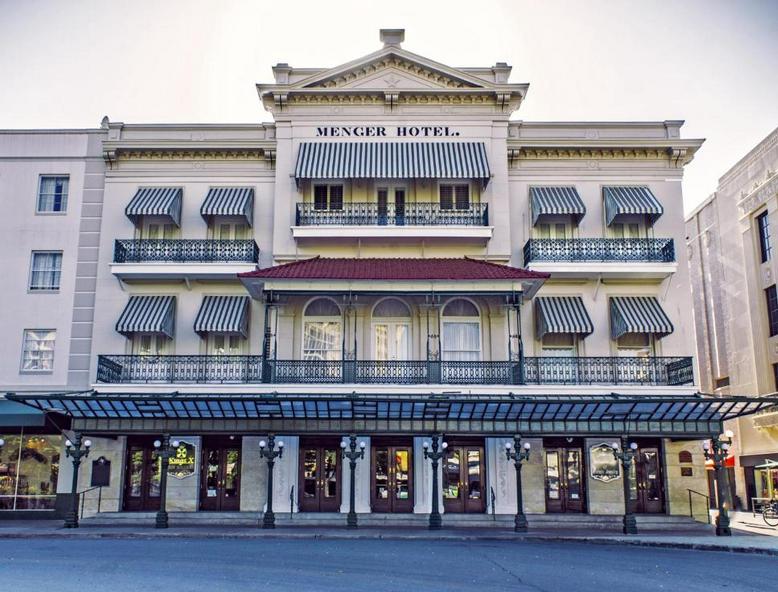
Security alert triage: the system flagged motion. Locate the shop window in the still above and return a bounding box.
[0,430,62,510]
[37,175,69,213]
[766,285,778,337]
[757,210,772,263]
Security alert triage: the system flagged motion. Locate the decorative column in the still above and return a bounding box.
[423,435,448,530]
[340,435,366,528]
[506,294,523,385]
[153,436,180,529]
[704,430,734,536]
[505,435,531,532]
[424,295,441,383]
[610,438,639,535]
[64,435,92,528]
[261,294,278,383]
[259,435,284,528]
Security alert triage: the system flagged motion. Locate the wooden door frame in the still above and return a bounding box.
[371,438,414,513]
[123,437,161,512]
[298,438,342,512]
[442,438,486,514]
[629,438,665,514]
[543,438,587,514]
[199,437,242,512]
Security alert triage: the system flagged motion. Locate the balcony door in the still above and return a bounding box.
[200,438,241,511]
[214,221,247,240]
[628,441,665,514]
[377,186,406,225]
[372,299,412,362]
[371,441,413,513]
[299,440,341,512]
[544,439,586,513]
[123,438,161,512]
[442,442,486,513]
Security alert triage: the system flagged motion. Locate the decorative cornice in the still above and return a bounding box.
[103,148,272,164]
[738,170,778,216]
[285,91,500,106]
[514,147,670,161]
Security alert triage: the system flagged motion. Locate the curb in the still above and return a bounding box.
[0,530,775,555]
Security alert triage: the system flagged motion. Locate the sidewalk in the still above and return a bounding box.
[2,520,777,555]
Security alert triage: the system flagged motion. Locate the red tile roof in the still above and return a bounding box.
[239,257,549,281]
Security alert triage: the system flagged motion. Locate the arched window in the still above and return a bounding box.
[441,299,481,361]
[303,298,342,360]
[372,299,411,361]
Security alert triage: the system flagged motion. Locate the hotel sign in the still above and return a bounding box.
[590,443,621,483]
[316,126,461,137]
[168,440,196,480]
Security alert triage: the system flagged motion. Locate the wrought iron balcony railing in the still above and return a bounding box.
[113,239,260,263]
[295,202,488,226]
[97,355,693,386]
[523,238,675,265]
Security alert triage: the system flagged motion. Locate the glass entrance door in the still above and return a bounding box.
[200,440,241,511]
[299,443,341,512]
[544,445,585,513]
[443,445,485,513]
[123,439,161,512]
[629,445,664,513]
[371,442,413,513]
[373,322,410,361]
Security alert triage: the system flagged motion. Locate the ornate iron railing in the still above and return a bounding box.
[113,239,260,263]
[97,355,693,386]
[523,238,675,265]
[295,202,488,226]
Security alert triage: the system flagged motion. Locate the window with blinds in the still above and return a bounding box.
[313,185,344,210]
[439,184,470,210]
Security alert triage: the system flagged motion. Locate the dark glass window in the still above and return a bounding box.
[313,185,328,210]
[766,285,778,337]
[313,185,343,211]
[439,184,470,210]
[757,211,772,263]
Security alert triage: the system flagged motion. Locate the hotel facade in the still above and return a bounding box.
[1,30,768,527]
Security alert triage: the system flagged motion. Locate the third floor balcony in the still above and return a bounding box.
[523,238,677,279]
[111,239,259,281]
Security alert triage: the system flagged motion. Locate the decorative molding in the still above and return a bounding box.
[305,56,481,90]
[286,92,499,105]
[512,147,673,162]
[738,170,778,216]
[105,148,272,162]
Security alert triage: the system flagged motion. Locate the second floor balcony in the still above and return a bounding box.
[523,238,677,279]
[96,354,694,387]
[111,239,259,281]
[292,202,492,241]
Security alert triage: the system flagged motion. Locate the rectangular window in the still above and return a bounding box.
[313,185,343,211]
[757,211,772,263]
[37,176,69,213]
[766,285,778,337]
[303,322,342,360]
[616,333,652,356]
[541,333,576,357]
[0,430,62,510]
[439,184,470,210]
[29,252,62,291]
[21,329,56,371]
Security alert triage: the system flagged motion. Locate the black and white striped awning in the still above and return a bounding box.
[294,142,491,185]
[610,297,673,339]
[530,187,586,226]
[194,296,250,337]
[535,296,594,339]
[116,296,176,338]
[200,187,254,227]
[125,187,183,226]
[604,187,663,226]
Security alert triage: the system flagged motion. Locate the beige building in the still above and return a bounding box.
[3,29,769,528]
[686,127,778,509]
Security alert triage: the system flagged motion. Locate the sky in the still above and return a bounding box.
[1,0,777,213]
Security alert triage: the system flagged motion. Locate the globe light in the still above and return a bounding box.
[83,440,92,448]
[629,442,638,451]
[441,442,448,449]
[65,439,73,448]
[523,442,531,451]
[610,442,620,450]
[703,441,711,451]
[505,441,513,450]
[278,441,284,448]
[153,440,162,449]
[423,441,429,449]
[340,441,347,449]
[359,441,366,449]
[722,443,730,451]
[724,430,734,439]
[171,440,180,448]
[0,438,5,447]
[259,440,266,449]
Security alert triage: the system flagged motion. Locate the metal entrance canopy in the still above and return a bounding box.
[7,392,776,437]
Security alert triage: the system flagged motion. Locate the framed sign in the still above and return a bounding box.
[168,440,196,479]
[590,443,621,483]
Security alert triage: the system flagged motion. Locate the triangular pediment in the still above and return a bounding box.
[297,48,489,91]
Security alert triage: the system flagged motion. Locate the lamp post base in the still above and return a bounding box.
[715,515,731,536]
[155,511,169,529]
[514,513,528,533]
[347,512,358,529]
[622,514,638,535]
[429,513,442,530]
[63,511,79,529]
[262,511,276,529]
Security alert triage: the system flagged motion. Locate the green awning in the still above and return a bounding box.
[0,399,46,427]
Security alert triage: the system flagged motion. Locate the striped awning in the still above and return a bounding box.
[610,296,673,339]
[535,296,594,339]
[294,142,491,185]
[200,187,254,227]
[194,296,250,337]
[604,186,663,226]
[116,296,176,338]
[530,187,586,226]
[125,187,183,226]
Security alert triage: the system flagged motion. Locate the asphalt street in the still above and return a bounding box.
[0,538,773,592]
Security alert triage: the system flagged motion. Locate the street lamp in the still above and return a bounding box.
[611,438,639,535]
[64,435,92,528]
[153,436,180,529]
[340,435,366,528]
[422,435,448,530]
[505,436,532,532]
[259,435,284,529]
[703,430,734,536]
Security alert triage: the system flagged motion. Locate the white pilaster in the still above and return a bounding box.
[339,436,371,513]
[413,436,443,514]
